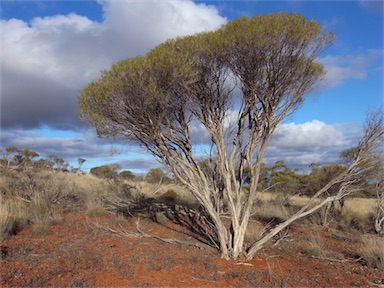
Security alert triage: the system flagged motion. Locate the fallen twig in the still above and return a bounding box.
[134,218,209,249]
[311,255,363,263]
[87,217,209,250]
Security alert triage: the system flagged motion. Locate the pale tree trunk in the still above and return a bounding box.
[374,180,384,236]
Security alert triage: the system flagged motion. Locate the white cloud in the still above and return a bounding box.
[271,120,346,149]
[266,120,360,168]
[186,118,359,168]
[319,50,383,89]
[1,0,226,130]
[0,1,374,172]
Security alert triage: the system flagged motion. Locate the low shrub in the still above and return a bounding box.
[301,235,323,257]
[0,199,30,239]
[85,202,109,217]
[358,234,384,269]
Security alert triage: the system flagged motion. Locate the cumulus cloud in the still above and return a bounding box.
[0,119,363,173]
[0,1,375,172]
[271,120,346,149]
[265,120,360,169]
[182,117,361,169]
[318,50,383,89]
[1,0,226,130]
[118,157,161,174]
[0,128,111,159]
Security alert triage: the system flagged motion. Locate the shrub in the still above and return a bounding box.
[30,193,62,225]
[358,234,384,269]
[0,199,29,238]
[301,236,323,257]
[85,202,109,217]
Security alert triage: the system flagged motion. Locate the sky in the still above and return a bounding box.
[0,0,383,174]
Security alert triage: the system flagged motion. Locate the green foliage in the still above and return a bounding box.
[90,164,120,179]
[120,170,136,181]
[145,168,172,184]
[79,13,333,142]
[303,163,347,196]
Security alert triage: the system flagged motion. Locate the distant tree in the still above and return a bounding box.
[4,146,21,167]
[79,13,381,259]
[90,164,120,179]
[269,161,301,194]
[20,149,39,167]
[77,158,86,173]
[304,163,347,197]
[145,168,172,184]
[109,163,121,173]
[120,170,136,181]
[47,154,66,171]
[33,158,52,170]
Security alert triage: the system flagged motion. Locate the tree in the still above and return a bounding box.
[20,149,39,167]
[374,160,384,236]
[3,146,21,167]
[77,158,86,173]
[90,164,121,179]
[269,160,301,194]
[47,154,67,171]
[120,170,136,181]
[146,168,172,184]
[304,163,347,197]
[80,13,381,260]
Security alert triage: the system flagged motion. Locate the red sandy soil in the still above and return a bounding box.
[1,211,383,287]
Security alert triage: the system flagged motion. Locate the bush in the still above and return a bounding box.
[30,193,62,225]
[145,168,172,184]
[358,234,384,269]
[0,199,29,239]
[120,170,136,181]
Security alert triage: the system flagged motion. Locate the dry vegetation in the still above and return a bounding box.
[1,165,382,274]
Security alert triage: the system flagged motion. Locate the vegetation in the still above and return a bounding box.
[79,12,383,260]
[90,164,121,179]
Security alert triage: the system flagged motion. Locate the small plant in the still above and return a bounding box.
[113,214,129,226]
[31,223,51,235]
[30,193,62,225]
[0,199,29,238]
[301,235,323,257]
[85,203,109,217]
[358,234,384,269]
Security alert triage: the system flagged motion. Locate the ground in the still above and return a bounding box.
[1,211,383,287]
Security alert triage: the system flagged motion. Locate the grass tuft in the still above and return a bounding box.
[358,234,384,269]
[0,199,30,239]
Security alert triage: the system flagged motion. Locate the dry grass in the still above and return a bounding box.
[252,191,375,231]
[130,181,196,205]
[30,193,63,225]
[301,235,323,257]
[0,168,117,236]
[0,166,378,243]
[85,202,110,217]
[358,234,384,269]
[340,198,376,230]
[0,198,30,239]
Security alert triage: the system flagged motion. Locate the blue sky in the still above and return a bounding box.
[0,0,383,174]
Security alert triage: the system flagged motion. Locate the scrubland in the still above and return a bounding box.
[1,166,383,287]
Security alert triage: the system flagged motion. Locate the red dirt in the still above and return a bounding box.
[1,211,383,287]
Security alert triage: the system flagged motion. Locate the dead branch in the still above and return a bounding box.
[87,217,210,250]
[311,256,363,263]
